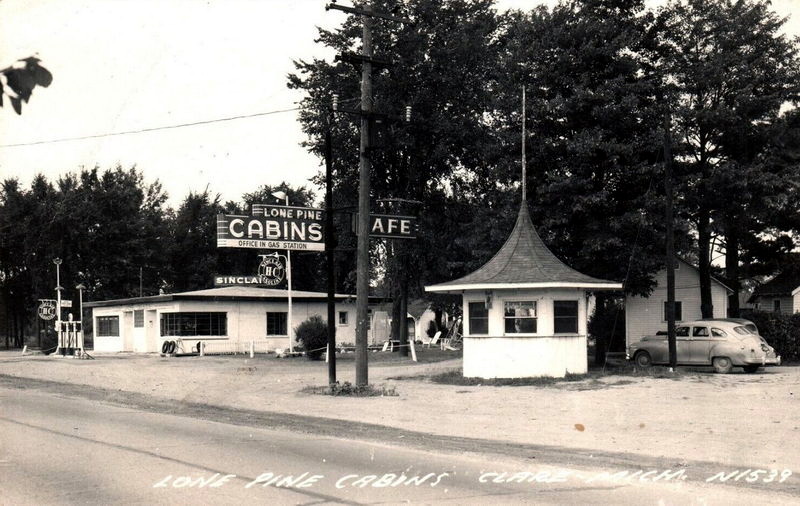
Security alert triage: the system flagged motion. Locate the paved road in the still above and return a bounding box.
[1,387,797,505]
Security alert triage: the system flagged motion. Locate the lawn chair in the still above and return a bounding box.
[441,318,462,350]
[424,331,441,348]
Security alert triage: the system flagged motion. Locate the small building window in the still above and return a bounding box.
[134,310,144,328]
[338,311,349,325]
[774,299,781,313]
[663,301,682,322]
[468,302,489,335]
[266,312,288,336]
[553,300,579,334]
[504,301,537,334]
[160,312,227,336]
[97,316,120,337]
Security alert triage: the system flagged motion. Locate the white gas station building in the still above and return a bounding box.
[85,286,383,354]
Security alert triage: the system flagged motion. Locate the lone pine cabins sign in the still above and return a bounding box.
[217,205,324,251]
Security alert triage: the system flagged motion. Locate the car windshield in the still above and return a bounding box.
[733,326,752,335]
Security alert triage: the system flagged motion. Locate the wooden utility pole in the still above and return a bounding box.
[327,1,412,386]
[354,5,374,386]
[325,107,337,385]
[664,111,677,369]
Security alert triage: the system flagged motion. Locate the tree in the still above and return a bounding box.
[660,0,800,317]
[167,189,222,293]
[494,0,672,298]
[1,57,52,114]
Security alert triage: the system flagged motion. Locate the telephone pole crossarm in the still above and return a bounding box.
[325,3,413,24]
[336,52,392,69]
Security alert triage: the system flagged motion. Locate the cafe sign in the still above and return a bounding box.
[352,213,418,239]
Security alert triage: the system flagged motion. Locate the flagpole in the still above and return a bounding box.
[522,86,526,202]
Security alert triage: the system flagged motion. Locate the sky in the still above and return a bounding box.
[1,0,798,207]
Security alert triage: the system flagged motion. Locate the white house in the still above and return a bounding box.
[426,201,622,378]
[624,258,732,346]
[85,286,383,353]
[748,268,800,314]
[793,287,800,314]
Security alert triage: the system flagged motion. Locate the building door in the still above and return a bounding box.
[145,310,158,352]
[122,311,134,351]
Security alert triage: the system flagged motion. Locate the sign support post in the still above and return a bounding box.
[271,191,294,353]
[53,258,63,355]
[287,247,293,353]
[76,283,86,356]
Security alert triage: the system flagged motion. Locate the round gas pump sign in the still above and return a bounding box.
[38,300,57,320]
[257,255,285,286]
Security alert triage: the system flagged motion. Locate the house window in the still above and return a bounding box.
[96,316,119,337]
[553,300,579,334]
[774,299,781,313]
[266,312,288,336]
[468,302,489,335]
[134,310,144,328]
[338,311,349,325]
[663,301,682,321]
[160,312,227,336]
[504,301,537,334]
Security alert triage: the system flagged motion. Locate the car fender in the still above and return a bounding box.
[709,342,748,365]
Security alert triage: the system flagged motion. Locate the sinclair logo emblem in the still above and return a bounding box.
[214,254,285,287]
[257,254,285,286]
[38,299,57,320]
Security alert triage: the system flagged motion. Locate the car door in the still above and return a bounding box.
[675,326,694,363]
[689,326,713,364]
[664,326,692,364]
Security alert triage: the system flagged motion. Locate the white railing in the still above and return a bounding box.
[193,339,273,356]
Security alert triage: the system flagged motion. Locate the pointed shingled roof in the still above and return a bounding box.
[426,201,621,293]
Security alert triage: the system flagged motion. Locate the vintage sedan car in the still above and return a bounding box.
[627,319,781,373]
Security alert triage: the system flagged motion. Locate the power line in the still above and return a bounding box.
[0,107,300,148]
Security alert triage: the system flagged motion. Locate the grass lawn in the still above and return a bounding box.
[388,361,704,387]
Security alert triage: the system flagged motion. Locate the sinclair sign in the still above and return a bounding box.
[214,254,286,287]
[216,206,324,251]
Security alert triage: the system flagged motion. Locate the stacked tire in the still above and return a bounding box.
[161,340,176,354]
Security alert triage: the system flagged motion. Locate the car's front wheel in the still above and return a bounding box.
[634,351,652,368]
[712,356,733,374]
[743,364,760,374]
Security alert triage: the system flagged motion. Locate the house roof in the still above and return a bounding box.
[674,257,733,293]
[371,299,430,319]
[85,286,381,308]
[426,201,622,293]
[749,269,800,301]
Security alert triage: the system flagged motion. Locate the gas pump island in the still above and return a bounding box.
[41,258,90,358]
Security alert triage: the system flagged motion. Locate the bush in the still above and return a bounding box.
[295,315,329,360]
[746,311,800,362]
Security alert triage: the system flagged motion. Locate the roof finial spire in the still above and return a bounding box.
[522,85,526,202]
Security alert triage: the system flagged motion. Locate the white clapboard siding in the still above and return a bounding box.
[625,260,730,346]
